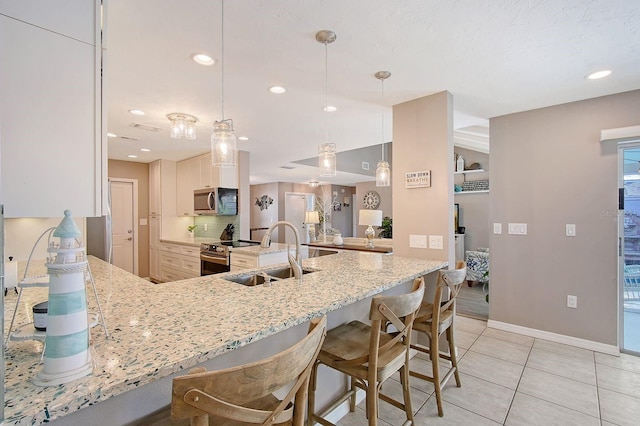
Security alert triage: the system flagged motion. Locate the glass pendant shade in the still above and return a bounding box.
[167,113,198,140]
[211,119,237,166]
[318,143,336,177]
[376,160,390,186]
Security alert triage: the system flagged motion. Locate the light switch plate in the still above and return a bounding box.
[409,234,427,248]
[508,223,527,235]
[566,224,576,237]
[567,295,577,308]
[493,223,502,234]
[428,235,443,249]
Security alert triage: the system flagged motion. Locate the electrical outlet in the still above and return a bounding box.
[409,234,427,248]
[428,235,443,249]
[204,224,208,231]
[508,223,527,235]
[493,223,502,234]
[567,295,577,308]
[566,224,576,237]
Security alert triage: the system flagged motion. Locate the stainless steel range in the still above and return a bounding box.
[200,240,259,276]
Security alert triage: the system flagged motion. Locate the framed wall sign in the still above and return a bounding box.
[405,170,431,188]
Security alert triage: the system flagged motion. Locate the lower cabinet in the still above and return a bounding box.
[159,243,201,282]
[230,247,309,272]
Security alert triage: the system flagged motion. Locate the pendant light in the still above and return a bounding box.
[167,113,198,140]
[375,71,391,187]
[211,0,237,167]
[316,30,337,177]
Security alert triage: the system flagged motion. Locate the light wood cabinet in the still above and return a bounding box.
[159,242,201,282]
[149,217,161,282]
[0,2,105,217]
[176,153,238,216]
[176,161,195,217]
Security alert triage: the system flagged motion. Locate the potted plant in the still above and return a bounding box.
[377,216,392,238]
[187,224,197,238]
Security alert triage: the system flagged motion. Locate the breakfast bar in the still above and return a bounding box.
[4,252,446,425]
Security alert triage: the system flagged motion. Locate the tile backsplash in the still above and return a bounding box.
[193,216,240,240]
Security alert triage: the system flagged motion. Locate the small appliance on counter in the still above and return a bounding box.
[33,301,48,331]
[220,223,235,240]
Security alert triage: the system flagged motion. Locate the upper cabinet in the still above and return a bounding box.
[176,152,238,216]
[198,153,238,189]
[0,0,105,217]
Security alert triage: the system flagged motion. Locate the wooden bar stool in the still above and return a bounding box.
[409,262,467,417]
[308,279,425,426]
[169,315,326,426]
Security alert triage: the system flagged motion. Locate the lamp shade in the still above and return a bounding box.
[304,211,320,224]
[359,209,382,226]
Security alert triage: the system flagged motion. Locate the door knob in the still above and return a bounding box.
[128,230,133,233]
[127,237,133,241]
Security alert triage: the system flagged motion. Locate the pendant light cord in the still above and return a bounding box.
[221,0,225,120]
[381,77,385,162]
[324,41,329,142]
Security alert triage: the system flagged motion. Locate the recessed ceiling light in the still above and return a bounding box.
[128,109,145,116]
[127,154,138,158]
[586,70,612,80]
[191,53,216,66]
[323,106,337,112]
[140,148,151,152]
[269,86,286,94]
[238,136,249,141]
[107,132,118,138]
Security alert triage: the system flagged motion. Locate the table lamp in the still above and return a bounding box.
[304,211,320,242]
[359,209,382,248]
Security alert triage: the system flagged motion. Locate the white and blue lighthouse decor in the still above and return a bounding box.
[33,210,92,386]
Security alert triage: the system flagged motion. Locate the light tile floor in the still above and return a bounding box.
[336,316,640,426]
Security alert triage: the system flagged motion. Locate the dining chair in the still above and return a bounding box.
[308,278,425,426]
[409,261,467,417]
[169,315,326,426]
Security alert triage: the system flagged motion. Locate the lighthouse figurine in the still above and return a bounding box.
[33,210,92,386]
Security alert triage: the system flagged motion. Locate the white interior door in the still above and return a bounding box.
[111,180,136,274]
[284,192,314,244]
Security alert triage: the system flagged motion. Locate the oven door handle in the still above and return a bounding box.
[200,253,229,265]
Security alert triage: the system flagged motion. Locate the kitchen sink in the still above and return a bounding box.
[308,248,340,258]
[222,266,318,286]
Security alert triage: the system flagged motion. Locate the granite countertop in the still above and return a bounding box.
[230,242,303,257]
[159,236,211,247]
[4,253,446,425]
[305,241,393,254]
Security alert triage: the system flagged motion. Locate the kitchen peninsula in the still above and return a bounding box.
[4,252,446,425]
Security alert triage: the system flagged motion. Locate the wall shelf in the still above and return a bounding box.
[454,169,485,175]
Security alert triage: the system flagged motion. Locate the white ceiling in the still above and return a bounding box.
[106,0,640,185]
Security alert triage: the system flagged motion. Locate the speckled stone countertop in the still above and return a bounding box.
[4,253,446,425]
[230,242,303,257]
[159,236,214,247]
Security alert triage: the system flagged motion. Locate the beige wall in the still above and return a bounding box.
[393,91,454,262]
[108,160,149,278]
[489,89,640,346]
[454,147,490,251]
[354,181,392,238]
[251,182,279,242]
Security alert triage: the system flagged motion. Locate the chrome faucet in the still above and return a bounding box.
[260,221,303,282]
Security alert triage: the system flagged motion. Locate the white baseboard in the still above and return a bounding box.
[487,320,619,356]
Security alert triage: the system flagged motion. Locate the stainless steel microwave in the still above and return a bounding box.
[194,188,238,215]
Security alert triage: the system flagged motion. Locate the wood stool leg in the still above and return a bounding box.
[308,361,319,426]
[447,327,461,387]
[366,382,378,426]
[400,364,414,423]
[431,330,444,417]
